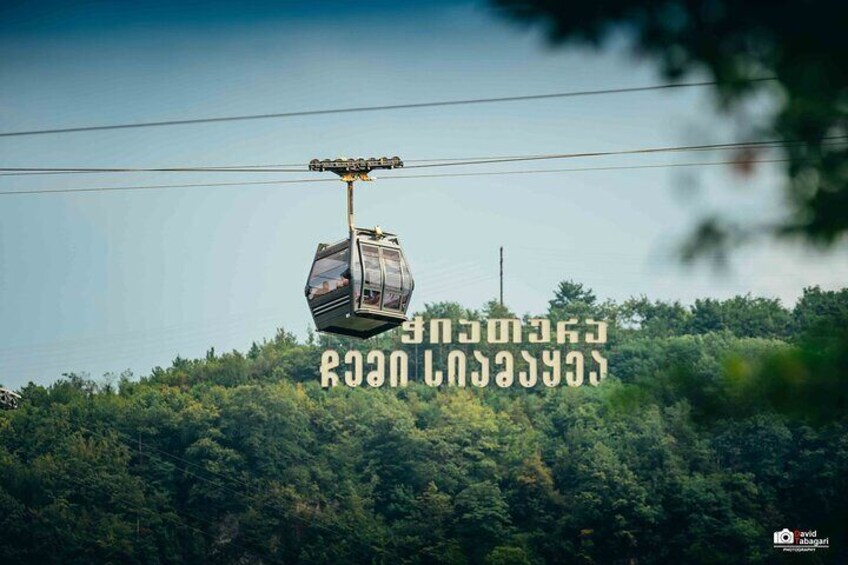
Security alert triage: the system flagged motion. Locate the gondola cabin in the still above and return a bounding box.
[0,387,21,410]
[306,227,414,339]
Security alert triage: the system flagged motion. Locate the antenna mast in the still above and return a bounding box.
[499,246,504,306]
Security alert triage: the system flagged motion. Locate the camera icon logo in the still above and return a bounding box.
[773,529,795,545]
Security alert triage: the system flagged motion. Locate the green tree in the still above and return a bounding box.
[454,482,512,563]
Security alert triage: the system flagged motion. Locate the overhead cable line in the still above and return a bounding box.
[0,157,792,197]
[0,177,333,196]
[0,162,309,177]
[401,137,847,169]
[0,78,775,138]
[404,134,846,164]
[3,134,842,177]
[0,166,305,174]
[380,157,793,180]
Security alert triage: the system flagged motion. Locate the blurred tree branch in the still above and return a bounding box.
[491,0,848,256]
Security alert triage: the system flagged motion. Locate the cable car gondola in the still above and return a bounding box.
[0,387,21,410]
[305,157,414,339]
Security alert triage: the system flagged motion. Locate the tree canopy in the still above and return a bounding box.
[1,281,846,563]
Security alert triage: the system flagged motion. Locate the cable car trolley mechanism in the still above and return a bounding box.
[305,156,414,339]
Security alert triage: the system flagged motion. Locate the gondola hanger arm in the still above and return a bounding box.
[308,156,404,233]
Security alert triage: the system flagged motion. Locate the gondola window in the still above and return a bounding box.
[308,248,349,300]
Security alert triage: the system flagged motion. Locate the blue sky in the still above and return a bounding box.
[1,1,847,389]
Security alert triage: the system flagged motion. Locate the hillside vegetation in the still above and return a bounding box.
[1,283,846,564]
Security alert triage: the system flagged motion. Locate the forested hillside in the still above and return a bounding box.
[1,282,846,564]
